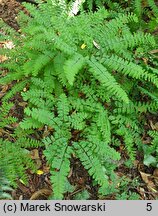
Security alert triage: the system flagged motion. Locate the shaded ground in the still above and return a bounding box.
[0,0,30,31]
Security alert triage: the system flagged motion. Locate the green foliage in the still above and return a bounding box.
[73,189,90,200]
[133,0,142,18]
[1,0,158,199]
[0,168,13,200]
[147,0,158,17]
[0,138,37,187]
[131,0,158,31]
[143,130,158,167]
[114,176,140,200]
[0,102,17,128]
[0,104,43,187]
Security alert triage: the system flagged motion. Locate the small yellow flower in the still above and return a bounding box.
[81,43,86,49]
[36,170,44,175]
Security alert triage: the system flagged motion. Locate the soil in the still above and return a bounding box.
[0,0,30,31]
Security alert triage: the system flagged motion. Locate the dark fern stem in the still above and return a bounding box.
[16,0,38,5]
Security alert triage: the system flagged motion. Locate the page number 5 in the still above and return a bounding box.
[146,203,152,211]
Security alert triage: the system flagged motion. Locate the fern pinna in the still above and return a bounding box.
[0,168,13,200]
[1,0,158,199]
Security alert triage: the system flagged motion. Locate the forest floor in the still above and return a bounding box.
[0,0,158,200]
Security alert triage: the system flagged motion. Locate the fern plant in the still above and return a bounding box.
[86,0,158,34]
[1,0,158,199]
[132,0,158,32]
[0,101,43,188]
[0,137,38,187]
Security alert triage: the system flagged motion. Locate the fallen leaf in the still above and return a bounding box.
[30,149,39,160]
[30,188,52,200]
[140,171,157,193]
[149,120,158,131]
[0,55,8,63]
[4,41,15,49]
[30,149,42,169]
[18,102,27,107]
[19,195,23,200]
[93,40,100,49]
[139,187,146,199]
[149,49,158,54]
[1,84,9,93]
[153,168,158,177]
[35,159,42,169]
[154,122,158,131]
[42,165,50,174]
[153,168,158,186]
[0,92,5,99]
[68,167,73,178]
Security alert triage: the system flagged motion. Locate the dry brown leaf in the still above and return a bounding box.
[4,41,15,49]
[0,55,8,63]
[30,149,40,160]
[140,171,157,193]
[0,40,15,49]
[149,120,158,131]
[142,137,151,144]
[154,122,158,131]
[1,84,9,93]
[153,168,158,186]
[30,149,42,169]
[140,171,150,183]
[153,168,158,177]
[0,41,8,48]
[19,195,23,200]
[0,92,5,99]
[30,188,52,200]
[35,159,42,169]
[68,167,73,178]
[149,49,158,54]
[42,165,50,174]
[11,123,19,128]
[18,102,27,107]
[139,187,147,199]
